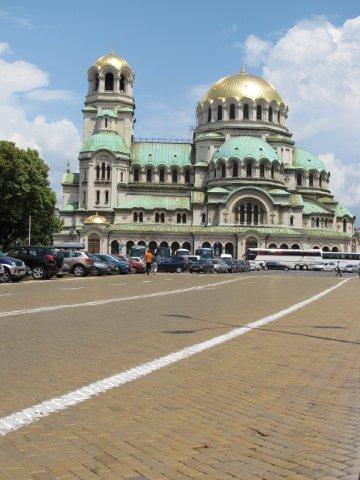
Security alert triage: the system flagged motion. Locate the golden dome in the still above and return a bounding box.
[94,52,131,72]
[201,69,284,105]
[83,213,111,226]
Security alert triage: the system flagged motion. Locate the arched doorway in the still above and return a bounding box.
[291,244,300,249]
[110,240,119,254]
[332,246,339,252]
[171,241,180,254]
[214,241,222,257]
[280,243,289,249]
[268,243,277,249]
[149,240,157,253]
[225,242,234,256]
[245,237,258,250]
[202,241,211,248]
[138,240,146,246]
[88,233,100,253]
[160,241,169,248]
[322,246,330,252]
[182,241,191,252]
[126,240,134,254]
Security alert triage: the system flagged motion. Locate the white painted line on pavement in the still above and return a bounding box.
[142,280,151,283]
[0,278,349,436]
[0,293,12,297]
[59,287,84,291]
[0,277,245,319]
[107,283,126,286]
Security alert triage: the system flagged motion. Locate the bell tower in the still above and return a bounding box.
[83,51,135,146]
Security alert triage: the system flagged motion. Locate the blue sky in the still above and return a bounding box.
[0,0,360,217]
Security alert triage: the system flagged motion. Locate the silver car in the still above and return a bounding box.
[211,259,230,273]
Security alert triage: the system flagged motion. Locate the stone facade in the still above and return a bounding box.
[56,52,356,258]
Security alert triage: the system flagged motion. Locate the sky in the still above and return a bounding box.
[0,0,360,220]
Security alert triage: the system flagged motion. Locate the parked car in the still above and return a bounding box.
[129,256,146,273]
[157,256,186,273]
[265,261,290,271]
[342,264,356,273]
[0,251,27,283]
[90,256,113,275]
[313,261,337,271]
[211,259,230,273]
[6,245,60,280]
[222,258,239,273]
[62,251,94,277]
[189,258,213,274]
[94,254,131,275]
[236,260,250,272]
[248,260,261,271]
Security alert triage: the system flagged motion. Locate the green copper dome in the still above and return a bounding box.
[80,133,129,154]
[293,148,327,172]
[212,136,280,163]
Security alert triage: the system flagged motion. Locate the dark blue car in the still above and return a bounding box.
[157,256,186,273]
[94,254,131,274]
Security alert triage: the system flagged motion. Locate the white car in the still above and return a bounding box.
[211,259,230,273]
[248,260,261,271]
[342,264,356,273]
[313,261,337,271]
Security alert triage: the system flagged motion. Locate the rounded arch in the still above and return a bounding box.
[202,241,211,248]
[182,241,191,252]
[110,240,120,254]
[213,241,222,256]
[225,242,234,256]
[148,240,157,253]
[245,237,258,250]
[88,233,100,254]
[291,244,300,249]
[322,246,330,252]
[268,243,277,249]
[171,241,180,254]
[312,245,320,250]
[332,246,339,252]
[280,243,289,249]
[138,240,146,246]
[229,103,236,120]
[160,240,169,248]
[104,72,114,91]
[233,198,267,225]
[126,240,134,254]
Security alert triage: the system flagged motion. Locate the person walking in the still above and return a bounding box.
[144,249,154,275]
[336,262,342,277]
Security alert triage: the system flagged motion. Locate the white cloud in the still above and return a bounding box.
[25,89,75,102]
[0,42,10,55]
[0,45,80,201]
[187,83,210,102]
[243,16,360,218]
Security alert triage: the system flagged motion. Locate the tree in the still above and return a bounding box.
[0,141,62,250]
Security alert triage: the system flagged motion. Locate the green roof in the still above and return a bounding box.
[60,202,78,212]
[268,188,290,196]
[97,109,118,118]
[61,172,79,185]
[306,229,351,238]
[207,187,229,194]
[293,148,327,172]
[117,195,190,210]
[80,133,129,155]
[290,194,304,207]
[335,203,355,218]
[194,161,208,167]
[212,136,280,163]
[302,199,330,215]
[131,142,192,167]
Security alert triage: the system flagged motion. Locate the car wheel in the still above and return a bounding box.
[284,267,290,271]
[32,265,46,280]
[73,264,86,277]
[176,267,182,273]
[0,268,11,283]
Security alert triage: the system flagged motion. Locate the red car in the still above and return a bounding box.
[114,255,145,273]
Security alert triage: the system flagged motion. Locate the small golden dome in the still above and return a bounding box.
[201,70,284,105]
[94,52,131,72]
[83,213,110,226]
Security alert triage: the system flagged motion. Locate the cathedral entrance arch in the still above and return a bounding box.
[182,241,191,252]
[126,240,134,254]
[171,241,180,254]
[160,241,169,248]
[88,233,100,253]
[202,241,211,248]
[225,242,234,256]
[245,237,258,251]
[110,240,120,254]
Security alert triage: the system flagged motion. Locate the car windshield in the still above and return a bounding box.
[0,251,6,257]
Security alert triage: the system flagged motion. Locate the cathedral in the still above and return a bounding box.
[56,52,356,257]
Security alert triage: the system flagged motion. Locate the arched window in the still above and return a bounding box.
[271,165,275,179]
[319,175,323,188]
[256,105,262,120]
[160,241,169,248]
[246,161,252,177]
[148,241,157,253]
[316,218,320,227]
[217,105,223,121]
[95,190,100,203]
[232,162,238,177]
[138,240,146,246]
[133,168,139,182]
[182,241,191,251]
[155,212,160,223]
[120,74,125,92]
[332,246,339,252]
[290,215,294,226]
[207,107,212,122]
[105,117,108,128]
[107,165,111,179]
[225,242,234,256]
[95,73,99,91]
[291,244,300,249]
[343,219,347,232]
[133,212,138,222]
[146,168,152,183]
[84,170,87,181]
[111,240,120,254]
[322,246,330,252]
[96,165,100,179]
[221,163,226,178]
[171,241,180,255]
[105,72,114,91]
[184,169,191,183]
[126,240,134,254]
[88,233,100,254]
[202,241,211,248]
[160,212,165,223]
[243,103,249,119]
[296,172,302,186]
[277,111,281,123]
[120,171,124,182]
[268,244,277,249]
[234,199,266,225]
[260,163,265,178]
[139,212,143,223]
[245,237,258,250]
[182,213,187,224]
[268,106,273,122]
[280,244,289,249]
[104,190,109,203]
[176,213,181,224]
[159,168,165,183]
[172,169,178,183]
[313,246,320,250]
[309,173,314,187]
[101,162,106,179]
[229,103,236,119]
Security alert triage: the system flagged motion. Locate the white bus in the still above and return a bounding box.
[322,251,360,268]
[245,248,322,270]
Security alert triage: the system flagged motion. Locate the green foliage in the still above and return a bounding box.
[0,141,62,250]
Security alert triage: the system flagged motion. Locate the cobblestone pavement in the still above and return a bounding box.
[0,273,359,479]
